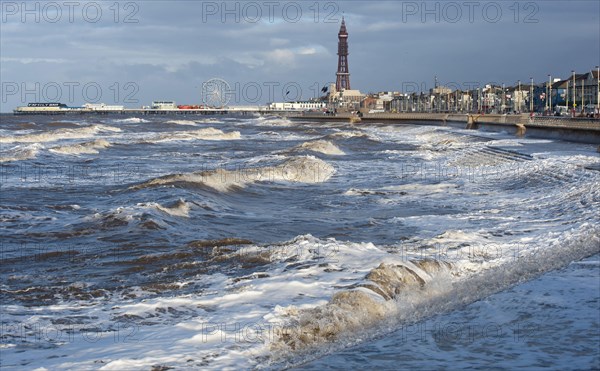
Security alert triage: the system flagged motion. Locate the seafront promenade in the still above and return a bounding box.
[292,111,598,129]
[288,112,600,144]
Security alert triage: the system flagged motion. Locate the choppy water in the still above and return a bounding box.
[0,114,598,369]
[304,255,600,370]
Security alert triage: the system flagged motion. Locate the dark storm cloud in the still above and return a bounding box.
[1,0,598,110]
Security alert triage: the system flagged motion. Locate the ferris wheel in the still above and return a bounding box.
[201,78,231,108]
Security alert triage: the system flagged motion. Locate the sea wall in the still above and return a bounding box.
[292,112,600,144]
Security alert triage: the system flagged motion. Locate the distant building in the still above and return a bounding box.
[458,92,473,112]
[429,85,454,112]
[152,101,177,110]
[505,88,528,113]
[14,102,69,113]
[574,70,599,112]
[431,86,452,95]
[552,69,599,113]
[84,103,124,111]
[268,101,326,110]
[390,93,422,112]
[329,84,364,110]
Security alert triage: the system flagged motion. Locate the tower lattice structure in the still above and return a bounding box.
[335,17,351,91]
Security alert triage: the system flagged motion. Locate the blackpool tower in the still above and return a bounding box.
[335,17,351,91]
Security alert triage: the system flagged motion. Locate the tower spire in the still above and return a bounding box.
[335,17,351,91]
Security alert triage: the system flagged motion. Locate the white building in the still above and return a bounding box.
[328,84,365,109]
[152,101,177,110]
[512,90,529,112]
[432,86,452,95]
[459,93,473,111]
[376,92,397,111]
[84,103,124,111]
[15,103,68,112]
[268,101,327,111]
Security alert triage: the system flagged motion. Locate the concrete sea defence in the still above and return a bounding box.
[289,112,600,144]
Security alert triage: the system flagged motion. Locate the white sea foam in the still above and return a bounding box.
[0,144,40,162]
[0,125,121,144]
[266,224,600,367]
[4,225,597,370]
[141,127,241,143]
[195,118,223,124]
[344,183,459,198]
[254,116,294,127]
[252,131,317,141]
[326,130,370,140]
[306,253,600,370]
[140,199,192,218]
[3,123,599,370]
[113,117,150,124]
[86,207,137,223]
[132,156,335,192]
[165,120,198,126]
[367,125,472,152]
[49,139,111,155]
[296,140,345,155]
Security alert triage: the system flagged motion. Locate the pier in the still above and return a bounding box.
[12,107,286,116]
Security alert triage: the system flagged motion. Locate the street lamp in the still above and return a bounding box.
[582,77,585,113]
[455,90,458,112]
[530,77,534,112]
[545,80,549,113]
[566,80,569,110]
[518,80,521,113]
[501,83,505,113]
[596,65,600,117]
[548,74,552,114]
[572,70,576,115]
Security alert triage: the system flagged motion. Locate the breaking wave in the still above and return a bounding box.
[141,127,241,143]
[254,116,294,127]
[3,119,599,370]
[131,156,335,192]
[196,118,224,124]
[113,117,150,124]
[0,125,121,144]
[267,224,600,367]
[165,120,198,126]
[271,259,452,351]
[296,140,345,155]
[49,139,111,155]
[325,130,370,140]
[0,144,40,163]
[140,199,192,218]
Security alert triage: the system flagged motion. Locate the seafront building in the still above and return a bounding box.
[322,20,598,117]
[151,101,178,110]
[12,18,600,117]
[269,101,326,110]
[83,103,124,111]
[352,68,599,116]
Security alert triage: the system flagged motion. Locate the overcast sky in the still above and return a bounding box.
[1,0,599,110]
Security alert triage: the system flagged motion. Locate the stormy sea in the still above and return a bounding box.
[1,114,598,370]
